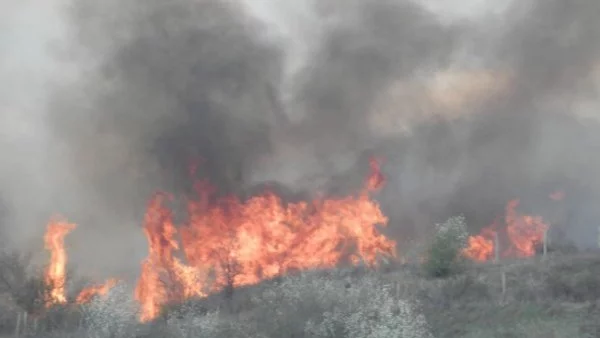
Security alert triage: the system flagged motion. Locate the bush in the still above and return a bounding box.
[0,247,48,315]
[250,270,433,338]
[157,269,433,338]
[164,310,256,338]
[544,260,600,302]
[80,282,138,337]
[423,216,468,278]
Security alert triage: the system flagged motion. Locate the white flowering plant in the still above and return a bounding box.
[250,271,433,338]
[423,215,469,278]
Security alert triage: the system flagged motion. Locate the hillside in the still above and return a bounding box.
[2,251,600,338]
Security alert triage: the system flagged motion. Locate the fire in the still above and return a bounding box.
[35,156,570,324]
[134,158,395,321]
[76,278,119,304]
[366,156,385,190]
[462,228,495,262]
[37,159,561,322]
[463,199,550,262]
[504,200,549,258]
[134,193,204,322]
[549,190,565,201]
[44,220,77,307]
[37,159,392,321]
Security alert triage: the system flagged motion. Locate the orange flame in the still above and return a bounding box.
[549,190,565,201]
[462,228,495,262]
[366,156,385,190]
[503,200,549,258]
[133,193,205,322]
[134,158,395,322]
[76,278,119,304]
[463,199,549,262]
[44,220,76,307]
[38,159,561,322]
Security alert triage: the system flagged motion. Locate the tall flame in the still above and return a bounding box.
[44,220,76,307]
[37,159,565,322]
[134,157,395,322]
[133,193,201,322]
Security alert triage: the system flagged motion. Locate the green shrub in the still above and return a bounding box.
[423,216,468,278]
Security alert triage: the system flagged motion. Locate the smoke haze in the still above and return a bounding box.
[2,0,600,276]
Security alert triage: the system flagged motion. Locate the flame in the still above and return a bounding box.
[366,157,385,190]
[37,158,562,322]
[134,158,395,322]
[76,278,119,304]
[462,228,495,262]
[463,199,549,262]
[134,193,205,322]
[503,200,549,258]
[549,190,565,201]
[44,220,76,307]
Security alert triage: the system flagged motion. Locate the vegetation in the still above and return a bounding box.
[0,222,599,337]
[423,216,469,278]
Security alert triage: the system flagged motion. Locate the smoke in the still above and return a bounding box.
[0,0,73,243]
[47,0,462,222]
[375,0,600,245]
[2,0,600,277]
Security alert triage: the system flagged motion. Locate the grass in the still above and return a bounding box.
[0,251,600,337]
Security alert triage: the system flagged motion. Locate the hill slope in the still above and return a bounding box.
[3,252,600,338]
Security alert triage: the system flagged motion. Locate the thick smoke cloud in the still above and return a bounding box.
[376,0,600,246]
[2,0,600,276]
[49,0,460,213]
[39,0,600,250]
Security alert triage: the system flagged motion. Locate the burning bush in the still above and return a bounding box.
[133,157,395,322]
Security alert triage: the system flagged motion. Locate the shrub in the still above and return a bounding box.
[250,270,433,338]
[80,282,138,337]
[423,216,468,278]
[545,269,600,302]
[164,310,256,338]
[0,247,48,315]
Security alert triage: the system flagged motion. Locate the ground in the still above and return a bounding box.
[2,252,600,337]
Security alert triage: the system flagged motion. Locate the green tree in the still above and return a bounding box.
[424,215,468,278]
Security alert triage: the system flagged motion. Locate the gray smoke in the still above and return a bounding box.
[48,0,461,225]
[0,0,74,244]
[376,0,600,246]
[2,0,600,277]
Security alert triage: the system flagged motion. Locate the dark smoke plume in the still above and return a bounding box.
[48,0,459,216]
[2,0,600,275]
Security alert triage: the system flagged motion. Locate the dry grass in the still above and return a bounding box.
[0,250,599,337]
